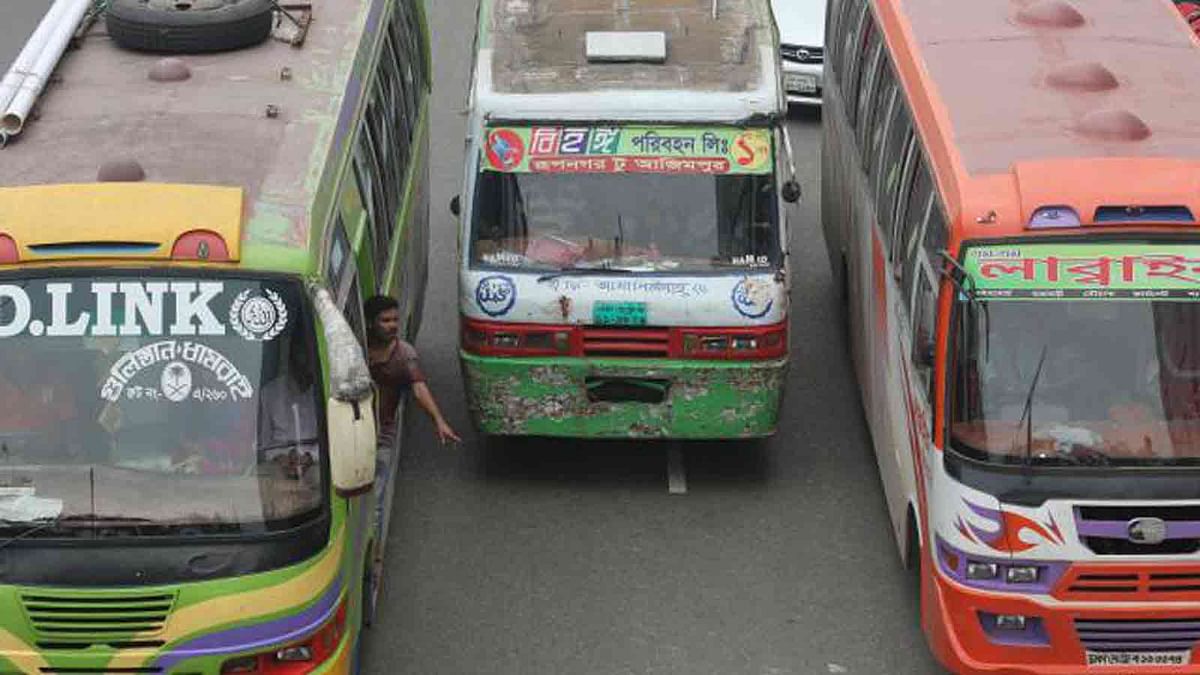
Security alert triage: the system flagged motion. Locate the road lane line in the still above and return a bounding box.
[667,443,687,495]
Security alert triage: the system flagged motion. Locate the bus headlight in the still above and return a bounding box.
[1006,565,1041,584]
[966,561,999,580]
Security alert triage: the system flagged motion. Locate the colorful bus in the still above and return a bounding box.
[823,0,1200,671]
[0,0,430,671]
[456,0,801,439]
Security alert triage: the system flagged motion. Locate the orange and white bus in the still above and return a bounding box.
[823,0,1200,671]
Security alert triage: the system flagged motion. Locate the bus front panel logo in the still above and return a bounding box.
[731,279,773,319]
[485,129,525,171]
[1127,517,1168,545]
[475,275,517,317]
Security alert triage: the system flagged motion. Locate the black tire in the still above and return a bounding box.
[106,0,275,54]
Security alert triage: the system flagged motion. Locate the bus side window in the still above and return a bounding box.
[912,270,937,395]
[326,217,367,347]
[897,157,931,296]
[854,34,883,153]
[864,63,896,183]
[923,199,949,272]
[843,1,872,127]
[875,84,913,245]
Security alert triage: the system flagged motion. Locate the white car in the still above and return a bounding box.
[772,0,826,106]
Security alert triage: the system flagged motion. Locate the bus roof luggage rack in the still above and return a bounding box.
[584,32,667,63]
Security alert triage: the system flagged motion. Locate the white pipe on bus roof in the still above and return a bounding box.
[0,0,72,115]
[1,0,89,138]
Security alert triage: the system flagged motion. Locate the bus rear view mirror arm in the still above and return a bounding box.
[780,125,801,204]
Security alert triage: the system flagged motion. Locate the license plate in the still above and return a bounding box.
[785,73,817,94]
[593,301,647,326]
[1086,651,1190,667]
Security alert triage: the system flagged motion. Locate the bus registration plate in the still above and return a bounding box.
[785,73,817,94]
[593,302,647,326]
[1086,651,1189,667]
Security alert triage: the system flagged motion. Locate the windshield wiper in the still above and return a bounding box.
[536,265,636,282]
[1014,345,1049,474]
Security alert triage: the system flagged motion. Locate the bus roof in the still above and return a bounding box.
[0,2,376,272]
[878,0,1200,238]
[474,0,783,122]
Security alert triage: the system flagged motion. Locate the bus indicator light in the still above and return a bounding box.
[1028,206,1081,229]
[0,235,18,263]
[172,230,230,262]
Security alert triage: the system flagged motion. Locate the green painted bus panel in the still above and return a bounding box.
[0,499,366,672]
[460,354,786,438]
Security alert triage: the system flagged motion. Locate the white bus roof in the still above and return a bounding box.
[474,0,784,123]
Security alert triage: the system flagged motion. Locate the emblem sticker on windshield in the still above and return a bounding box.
[475,275,517,317]
[101,341,253,403]
[229,288,288,341]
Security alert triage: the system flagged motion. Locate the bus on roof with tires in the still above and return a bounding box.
[0,0,431,672]
[822,0,1200,670]
[456,0,802,440]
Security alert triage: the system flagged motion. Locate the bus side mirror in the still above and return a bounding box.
[782,180,801,204]
[449,195,461,216]
[328,396,377,497]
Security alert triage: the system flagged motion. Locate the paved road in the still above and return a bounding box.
[361,1,946,674]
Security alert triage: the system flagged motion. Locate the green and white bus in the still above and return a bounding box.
[456,0,801,440]
[0,0,429,671]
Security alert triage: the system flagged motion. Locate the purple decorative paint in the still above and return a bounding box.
[936,536,1069,595]
[1077,520,1200,540]
[152,576,343,671]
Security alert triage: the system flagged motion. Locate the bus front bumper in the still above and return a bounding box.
[926,562,1200,674]
[459,353,787,439]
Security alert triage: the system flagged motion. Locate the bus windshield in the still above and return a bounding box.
[0,274,324,537]
[951,298,1200,467]
[470,171,780,273]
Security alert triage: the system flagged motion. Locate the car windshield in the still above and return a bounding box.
[951,298,1200,467]
[0,274,324,537]
[470,171,781,273]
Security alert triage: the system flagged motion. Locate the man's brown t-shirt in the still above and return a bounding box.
[368,339,426,434]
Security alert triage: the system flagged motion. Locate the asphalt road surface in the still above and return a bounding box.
[361,1,946,674]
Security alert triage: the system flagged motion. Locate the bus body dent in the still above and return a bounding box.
[461,353,786,438]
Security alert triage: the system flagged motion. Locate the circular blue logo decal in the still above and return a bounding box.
[731,279,773,319]
[475,275,517,317]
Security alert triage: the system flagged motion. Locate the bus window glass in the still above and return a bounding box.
[0,275,324,533]
[952,296,1200,466]
[471,172,781,272]
[912,270,936,391]
[865,70,895,179]
[854,36,883,150]
[923,201,949,271]
[844,3,872,125]
[876,92,912,239]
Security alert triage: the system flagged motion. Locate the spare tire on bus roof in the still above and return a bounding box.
[106,0,275,54]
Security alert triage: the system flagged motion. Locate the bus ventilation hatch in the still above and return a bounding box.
[20,591,177,645]
[1074,617,1200,653]
[581,327,671,358]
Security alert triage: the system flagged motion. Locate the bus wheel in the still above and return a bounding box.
[106,0,275,54]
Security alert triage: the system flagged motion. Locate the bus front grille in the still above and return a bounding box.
[581,327,671,358]
[1076,505,1200,555]
[1057,565,1200,601]
[1075,617,1200,652]
[20,591,176,643]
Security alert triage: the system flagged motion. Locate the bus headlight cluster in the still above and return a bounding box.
[965,560,1042,584]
